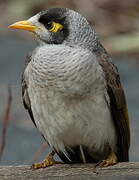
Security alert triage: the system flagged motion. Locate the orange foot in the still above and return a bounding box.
[96,152,118,168]
[31,151,63,169]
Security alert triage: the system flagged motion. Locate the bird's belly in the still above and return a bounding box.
[29,87,116,159]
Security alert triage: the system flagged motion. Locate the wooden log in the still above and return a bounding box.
[0,162,139,180]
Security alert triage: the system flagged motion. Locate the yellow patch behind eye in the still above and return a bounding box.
[49,22,63,33]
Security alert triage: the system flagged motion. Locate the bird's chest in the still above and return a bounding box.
[28,83,116,154]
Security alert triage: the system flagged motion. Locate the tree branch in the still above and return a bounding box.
[0,162,139,180]
[0,86,12,160]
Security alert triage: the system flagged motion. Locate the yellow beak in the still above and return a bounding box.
[8,20,37,32]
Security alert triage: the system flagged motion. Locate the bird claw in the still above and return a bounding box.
[95,152,118,168]
[31,151,63,169]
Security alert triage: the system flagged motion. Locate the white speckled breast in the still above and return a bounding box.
[26,44,117,160]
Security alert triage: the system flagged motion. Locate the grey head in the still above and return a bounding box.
[26,8,99,50]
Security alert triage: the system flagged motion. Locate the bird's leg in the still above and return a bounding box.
[95,152,118,168]
[31,150,63,169]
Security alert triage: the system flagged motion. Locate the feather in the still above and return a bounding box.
[95,43,130,161]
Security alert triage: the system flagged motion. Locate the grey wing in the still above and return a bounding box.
[21,54,37,127]
[96,44,130,162]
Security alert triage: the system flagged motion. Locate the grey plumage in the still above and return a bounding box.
[20,8,130,163]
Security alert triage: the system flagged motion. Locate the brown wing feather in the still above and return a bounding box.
[21,54,37,127]
[95,44,130,162]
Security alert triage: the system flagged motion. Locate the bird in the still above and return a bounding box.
[9,8,130,169]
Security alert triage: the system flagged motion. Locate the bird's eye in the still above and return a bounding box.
[45,21,53,30]
[45,21,63,33]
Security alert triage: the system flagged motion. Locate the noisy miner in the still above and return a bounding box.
[9,8,130,169]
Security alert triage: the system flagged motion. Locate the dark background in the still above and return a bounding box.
[0,0,139,165]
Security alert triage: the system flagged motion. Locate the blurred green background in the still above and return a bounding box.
[0,0,139,165]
